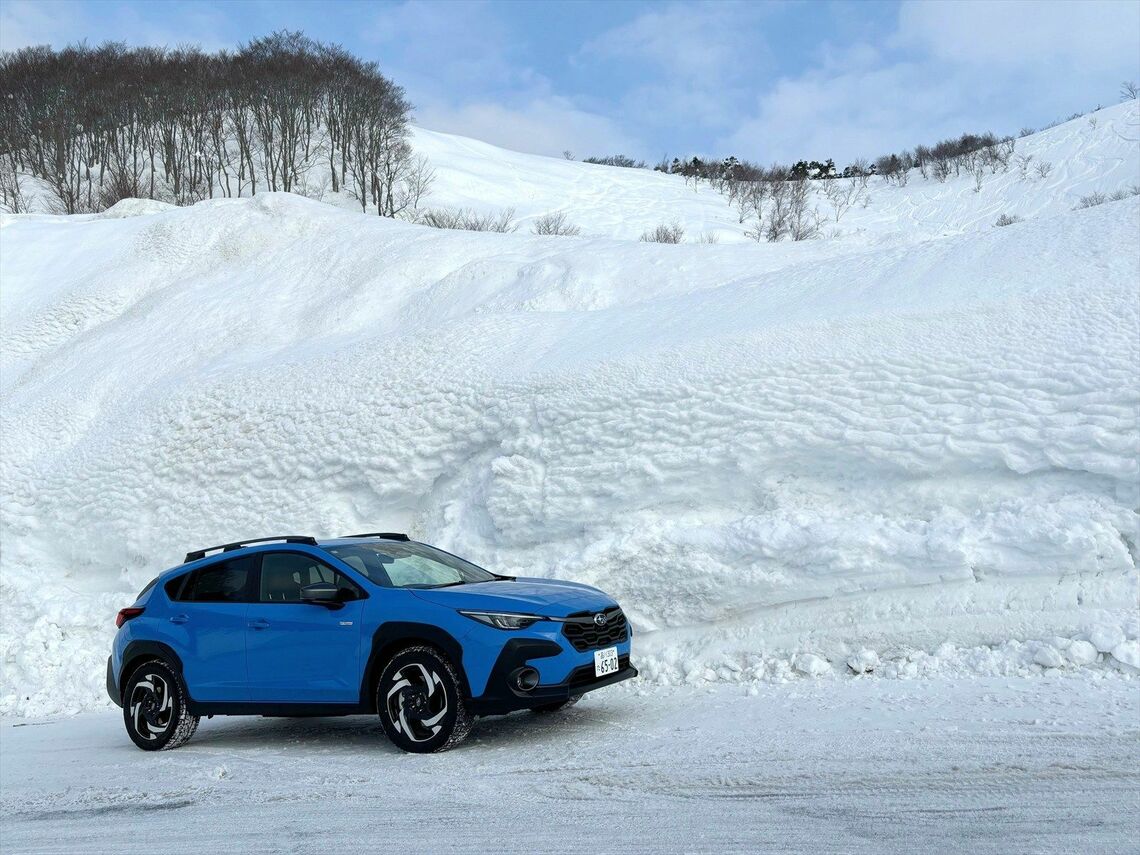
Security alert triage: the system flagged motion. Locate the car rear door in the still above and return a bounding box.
[166,556,255,702]
[245,550,365,703]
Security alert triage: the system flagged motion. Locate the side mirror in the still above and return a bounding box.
[300,581,341,608]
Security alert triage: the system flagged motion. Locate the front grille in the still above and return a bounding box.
[561,607,628,652]
[568,654,631,690]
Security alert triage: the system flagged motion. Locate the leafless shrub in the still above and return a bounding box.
[532,211,581,236]
[1019,127,1036,138]
[994,213,1022,227]
[1015,154,1034,179]
[95,164,149,211]
[583,154,646,168]
[693,231,719,244]
[1088,116,1098,129]
[1035,161,1053,180]
[1108,186,1140,202]
[1122,80,1139,101]
[562,150,574,160]
[639,222,685,243]
[417,207,518,232]
[1075,191,1108,209]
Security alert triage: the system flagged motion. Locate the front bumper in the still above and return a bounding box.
[467,636,637,715]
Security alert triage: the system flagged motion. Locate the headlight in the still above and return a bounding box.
[459,610,540,630]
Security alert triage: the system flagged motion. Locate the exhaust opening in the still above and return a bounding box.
[513,667,540,692]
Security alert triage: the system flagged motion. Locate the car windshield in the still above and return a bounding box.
[326,541,497,589]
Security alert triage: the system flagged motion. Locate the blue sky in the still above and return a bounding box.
[2,0,1138,164]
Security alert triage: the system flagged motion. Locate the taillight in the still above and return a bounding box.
[115,607,144,628]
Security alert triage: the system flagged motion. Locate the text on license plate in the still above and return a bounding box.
[594,646,619,677]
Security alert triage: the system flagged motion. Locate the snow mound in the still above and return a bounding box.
[99,198,177,219]
[1,116,1139,716]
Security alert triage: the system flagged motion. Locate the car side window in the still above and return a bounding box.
[259,552,364,603]
[174,556,256,603]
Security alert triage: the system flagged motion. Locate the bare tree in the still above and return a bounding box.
[765,180,790,241]
[821,175,868,222]
[393,154,434,218]
[734,180,769,224]
[0,153,32,212]
[1122,80,1140,101]
[786,179,820,240]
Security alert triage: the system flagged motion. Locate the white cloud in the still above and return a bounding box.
[895,0,1140,73]
[367,1,643,158]
[0,0,82,51]
[415,95,640,159]
[717,0,1140,164]
[580,1,771,86]
[0,0,231,52]
[577,1,773,131]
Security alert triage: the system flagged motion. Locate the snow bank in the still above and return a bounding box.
[1,116,1138,716]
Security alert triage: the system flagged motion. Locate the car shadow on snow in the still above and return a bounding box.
[185,705,610,754]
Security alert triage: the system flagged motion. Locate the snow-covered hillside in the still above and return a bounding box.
[409,100,1140,242]
[1,103,1138,716]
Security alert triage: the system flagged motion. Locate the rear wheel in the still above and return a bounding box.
[532,694,582,714]
[122,659,199,751]
[376,646,472,753]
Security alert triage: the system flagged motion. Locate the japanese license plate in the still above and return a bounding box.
[594,646,619,677]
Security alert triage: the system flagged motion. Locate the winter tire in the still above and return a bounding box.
[122,659,199,751]
[376,645,472,753]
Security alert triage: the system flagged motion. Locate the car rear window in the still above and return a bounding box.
[169,556,257,603]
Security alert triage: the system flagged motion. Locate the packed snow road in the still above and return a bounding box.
[2,676,1136,854]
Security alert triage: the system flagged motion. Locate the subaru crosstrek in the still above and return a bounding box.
[107,533,636,753]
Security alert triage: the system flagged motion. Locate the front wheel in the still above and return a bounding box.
[122,659,199,751]
[376,646,472,753]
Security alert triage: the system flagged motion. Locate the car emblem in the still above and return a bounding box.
[593,612,608,627]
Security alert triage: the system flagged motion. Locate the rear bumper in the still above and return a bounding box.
[106,656,121,707]
[468,639,637,716]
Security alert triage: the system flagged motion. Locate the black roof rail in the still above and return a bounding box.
[184,535,318,564]
[342,532,410,541]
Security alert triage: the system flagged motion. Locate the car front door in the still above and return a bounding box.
[245,550,366,703]
[167,556,256,702]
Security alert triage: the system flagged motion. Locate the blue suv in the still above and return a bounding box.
[107,533,636,753]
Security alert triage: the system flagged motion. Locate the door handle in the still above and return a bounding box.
[169,614,189,624]
[248,618,270,630]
